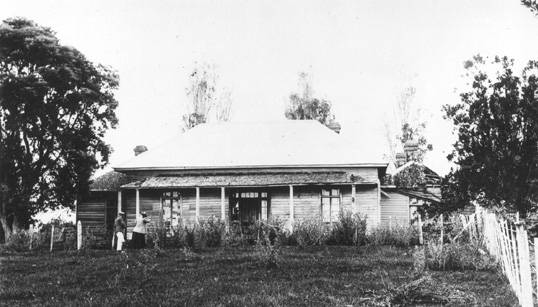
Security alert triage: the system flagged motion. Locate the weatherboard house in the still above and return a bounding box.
[77,120,416,240]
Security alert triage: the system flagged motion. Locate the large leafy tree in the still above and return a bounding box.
[183,63,232,130]
[285,72,335,126]
[443,55,538,215]
[0,18,119,241]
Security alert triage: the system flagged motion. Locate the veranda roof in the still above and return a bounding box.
[120,171,373,189]
[89,171,141,191]
[114,120,387,171]
[397,189,442,204]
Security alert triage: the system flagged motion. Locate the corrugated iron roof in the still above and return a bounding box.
[396,189,442,204]
[114,120,387,171]
[121,171,370,189]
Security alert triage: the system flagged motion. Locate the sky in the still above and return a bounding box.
[4,0,538,178]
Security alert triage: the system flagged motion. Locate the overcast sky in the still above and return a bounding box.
[4,0,538,176]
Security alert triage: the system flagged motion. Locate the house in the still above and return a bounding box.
[77,120,417,240]
[381,141,444,220]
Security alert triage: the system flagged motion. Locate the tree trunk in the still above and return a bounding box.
[0,213,11,243]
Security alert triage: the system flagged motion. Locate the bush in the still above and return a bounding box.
[367,224,417,247]
[425,241,496,271]
[292,218,328,247]
[254,224,282,269]
[199,216,226,247]
[2,222,77,252]
[328,211,367,245]
[81,226,110,249]
[3,230,35,252]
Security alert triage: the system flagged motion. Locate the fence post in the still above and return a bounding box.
[50,224,55,252]
[439,214,444,244]
[77,220,82,250]
[534,237,538,298]
[418,214,423,245]
[516,223,533,307]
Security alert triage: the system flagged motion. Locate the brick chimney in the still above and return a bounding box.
[395,152,406,168]
[133,145,148,156]
[403,139,419,161]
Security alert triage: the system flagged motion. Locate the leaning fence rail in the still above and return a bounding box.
[468,205,535,307]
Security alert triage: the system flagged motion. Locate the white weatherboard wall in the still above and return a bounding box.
[380,192,410,227]
[354,186,380,230]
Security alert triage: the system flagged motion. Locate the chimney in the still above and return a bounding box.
[395,152,406,168]
[133,145,148,156]
[403,139,419,161]
[326,116,341,134]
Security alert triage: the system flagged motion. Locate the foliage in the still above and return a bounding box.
[384,86,432,165]
[254,223,282,269]
[0,18,119,241]
[2,221,76,252]
[82,226,109,250]
[367,225,417,247]
[183,62,232,130]
[285,71,335,127]
[522,0,538,14]
[424,241,496,271]
[393,163,428,189]
[199,216,226,247]
[2,230,35,252]
[292,218,328,247]
[443,55,538,215]
[327,211,367,246]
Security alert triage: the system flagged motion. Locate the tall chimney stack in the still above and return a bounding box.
[133,145,148,156]
[403,139,419,161]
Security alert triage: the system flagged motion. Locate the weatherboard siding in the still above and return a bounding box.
[81,183,393,241]
[78,201,106,226]
[380,192,410,227]
[356,186,380,230]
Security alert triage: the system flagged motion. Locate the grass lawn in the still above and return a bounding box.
[0,245,517,306]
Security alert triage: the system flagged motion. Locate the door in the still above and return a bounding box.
[230,191,270,226]
[162,191,181,237]
[239,199,261,226]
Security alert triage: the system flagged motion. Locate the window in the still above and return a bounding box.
[162,191,181,235]
[321,188,340,223]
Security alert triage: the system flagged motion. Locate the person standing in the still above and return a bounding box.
[132,212,150,249]
[114,211,126,251]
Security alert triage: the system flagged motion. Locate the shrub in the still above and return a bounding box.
[80,225,111,249]
[367,224,417,247]
[424,241,496,271]
[328,211,367,245]
[3,230,35,252]
[199,216,226,247]
[292,218,328,247]
[254,226,282,269]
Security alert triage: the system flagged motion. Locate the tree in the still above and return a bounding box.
[183,63,232,130]
[522,0,538,14]
[285,72,335,126]
[0,18,119,241]
[384,86,432,166]
[443,55,538,215]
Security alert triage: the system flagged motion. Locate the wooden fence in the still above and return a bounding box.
[459,205,535,307]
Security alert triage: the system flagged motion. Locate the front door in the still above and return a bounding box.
[238,198,261,226]
[230,191,270,226]
[161,191,181,236]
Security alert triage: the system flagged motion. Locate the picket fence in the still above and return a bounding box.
[462,205,537,307]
